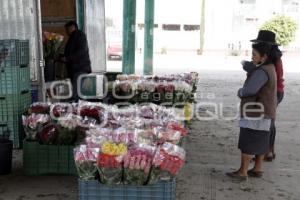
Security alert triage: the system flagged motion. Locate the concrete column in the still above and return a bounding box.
[122,0,136,74]
[143,0,155,75]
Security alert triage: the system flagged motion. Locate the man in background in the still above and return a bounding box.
[62,21,91,101]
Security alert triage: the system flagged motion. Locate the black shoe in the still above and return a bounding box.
[247,169,263,178]
[226,172,248,181]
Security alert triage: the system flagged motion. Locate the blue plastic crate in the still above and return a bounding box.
[78,179,176,200]
[0,65,30,94]
[0,39,29,67]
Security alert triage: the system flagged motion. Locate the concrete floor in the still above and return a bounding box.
[176,71,300,200]
[1,71,300,200]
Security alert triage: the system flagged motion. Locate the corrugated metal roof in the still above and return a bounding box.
[0,0,40,80]
[84,0,107,72]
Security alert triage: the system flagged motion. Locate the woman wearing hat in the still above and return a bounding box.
[244,30,284,161]
[227,42,277,180]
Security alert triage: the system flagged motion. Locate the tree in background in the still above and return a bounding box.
[261,15,298,46]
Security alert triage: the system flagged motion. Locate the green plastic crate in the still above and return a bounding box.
[0,120,24,148]
[0,65,30,94]
[0,40,29,67]
[78,179,176,200]
[0,91,31,117]
[23,141,77,175]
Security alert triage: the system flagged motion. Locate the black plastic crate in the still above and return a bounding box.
[78,179,176,200]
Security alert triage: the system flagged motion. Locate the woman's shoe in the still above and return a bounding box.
[247,169,263,178]
[264,152,274,162]
[226,172,248,181]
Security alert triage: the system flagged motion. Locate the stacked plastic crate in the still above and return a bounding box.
[0,40,31,148]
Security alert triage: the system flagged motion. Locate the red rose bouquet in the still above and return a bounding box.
[149,142,185,184]
[37,124,59,145]
[22,114,51,140]
[50,103,74,119]
[29,102,51,114]
[78,101,107,125]
[166,121,188,137]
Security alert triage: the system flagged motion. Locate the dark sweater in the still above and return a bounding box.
[239,63,277,119]
[64,30,91,76]
[242,59,284,93]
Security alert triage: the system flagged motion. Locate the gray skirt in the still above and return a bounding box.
[238,127,270,155]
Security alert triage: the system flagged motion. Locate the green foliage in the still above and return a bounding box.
[261,15,298,46]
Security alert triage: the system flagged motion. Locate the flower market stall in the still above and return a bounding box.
[22,102,187,199]
[21,72,198,199]
[110,72,198,105]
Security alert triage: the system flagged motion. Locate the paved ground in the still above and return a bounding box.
[176,71,300,200]
[107,52,300,74]
[0,70,300,200]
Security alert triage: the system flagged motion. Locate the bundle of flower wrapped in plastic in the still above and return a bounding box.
[23,102,189,185]
[74,145,100,180]
[97,141,128,185]
[22,102,90,145]
[72,104,188,185]
[149,142,186,184]
[116,72,198,88]
[123,144,156,185]
[22,114,51,141]
[77,129,186,185]
[114,72,198,104]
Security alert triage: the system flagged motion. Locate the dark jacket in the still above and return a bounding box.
[64,30,91,76]
[243,52,284,93]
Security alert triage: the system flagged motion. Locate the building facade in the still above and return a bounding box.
[105,0,300,52]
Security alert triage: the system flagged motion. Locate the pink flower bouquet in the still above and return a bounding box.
[123,144,156,185]
[74,145,100,180]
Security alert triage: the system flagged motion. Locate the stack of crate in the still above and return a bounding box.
[0,39,31,148]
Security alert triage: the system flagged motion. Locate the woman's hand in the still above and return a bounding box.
[241,60,255,73]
